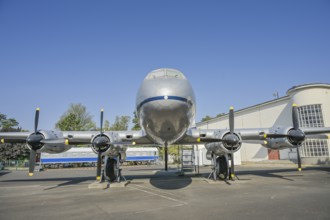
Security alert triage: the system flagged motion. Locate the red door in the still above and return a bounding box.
[268,149,280,160]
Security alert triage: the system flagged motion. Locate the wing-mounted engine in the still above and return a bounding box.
[91,133,111,155]
[26,108,76,176]
[262,104,306,171]
[263,125,305,150]
[91,133,127,158]
[205,130,242,155]
[27,130,73,154]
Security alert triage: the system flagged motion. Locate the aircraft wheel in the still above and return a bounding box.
[105,158,118,182]
[217,155,229,180]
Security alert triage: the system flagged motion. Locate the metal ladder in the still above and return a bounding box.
[180,146,195,174]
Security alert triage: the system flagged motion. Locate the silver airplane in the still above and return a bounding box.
[1,68,330,182]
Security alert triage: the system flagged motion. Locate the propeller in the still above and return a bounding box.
[26,108,43,176]
[263,104,304,171]
[227,107,237,180]
[93,109,106,181]
[197,107,240,180]
[292,104,303,171]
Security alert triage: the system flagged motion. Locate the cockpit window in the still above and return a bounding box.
[145,68,186,80]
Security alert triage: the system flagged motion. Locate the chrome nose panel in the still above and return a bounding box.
[140,99,192,144]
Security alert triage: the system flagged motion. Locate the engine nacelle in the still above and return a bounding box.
[263,138,295,150]
[263,126,297,150]
[26,130,73,154]
[205,131,242,155]
[91,134,127,158]
[91,134,111,155]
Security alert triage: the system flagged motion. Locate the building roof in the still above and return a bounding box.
[287,83,330,95]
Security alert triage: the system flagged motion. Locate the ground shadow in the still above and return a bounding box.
[235,166,329,181]
[0,176,95,190]
[0,171,11,177]
[125,167,193,190]
[149,171,192,190]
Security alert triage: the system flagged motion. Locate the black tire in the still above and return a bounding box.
[216,155,229,180]
[105,158,118,182]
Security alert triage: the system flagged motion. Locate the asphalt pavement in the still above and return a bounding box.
[0,164,329,220]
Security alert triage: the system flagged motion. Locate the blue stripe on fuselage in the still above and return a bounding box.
[138,96,188,109]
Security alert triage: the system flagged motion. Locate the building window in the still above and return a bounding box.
[300,139,329,157]
[297,104,329,157]
[298,104,324,127]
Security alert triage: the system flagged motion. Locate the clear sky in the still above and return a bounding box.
[0,0,329,131]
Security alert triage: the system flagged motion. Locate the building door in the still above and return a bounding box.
[268,149,280,160]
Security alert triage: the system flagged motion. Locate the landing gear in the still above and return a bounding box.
[165,142,168,171]
[105,157,126,183]
[217,155,229,180]
[208,154,229,181]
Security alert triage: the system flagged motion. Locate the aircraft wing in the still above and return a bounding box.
[0,132,31,143]
[0,127,155,177]
[177,126,330,145]
[61,130,156,145]
[0,130,155,146]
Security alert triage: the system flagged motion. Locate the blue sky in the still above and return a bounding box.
[0,0,329,131]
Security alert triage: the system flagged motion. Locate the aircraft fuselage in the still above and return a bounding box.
[136,68,196,145]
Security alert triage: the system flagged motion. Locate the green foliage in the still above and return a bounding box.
[56,103,96,131]
[0,113,19,131]
[216,113,225,118]
[0,112,29,160]
[201,113,226,122]
[109,116,131,131]
[158,145,181,163]
[201,115,213,122]
[0,143,30,160]
[103,120,111,131]
[132,111,141,130]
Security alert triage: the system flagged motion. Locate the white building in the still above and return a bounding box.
[196,83,330,165]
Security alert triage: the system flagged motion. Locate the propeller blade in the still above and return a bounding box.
[229,107,234,134]
[197,138,223,143]
[264,133,287,138]
[34,108,40,133]
[292,104,299,130]
[100,109,104,134]
[230,148,235,180]
[96,151,102,181]
[297,147,302,171]
[29,150,36,176]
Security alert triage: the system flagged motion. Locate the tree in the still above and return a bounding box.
[158,145,181,164]
[0,143,30,161]
[56,103,96,131]
[132,111,141,130]
[201,115,213,122]
[109,116,130,131]
[216,113,225,118]
[0,113,19,131]
[104,120,111,131]
[0,112,29,161]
